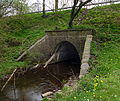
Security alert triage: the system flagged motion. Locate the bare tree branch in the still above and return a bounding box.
[69,0,92,28]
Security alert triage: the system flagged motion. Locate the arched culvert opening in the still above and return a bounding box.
[53,41,81,76]
[54,41,81,65]
[44,41,81,76]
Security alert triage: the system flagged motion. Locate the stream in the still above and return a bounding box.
[0,61,80,101]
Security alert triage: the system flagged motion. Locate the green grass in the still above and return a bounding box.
[0,10,71,75]
[74,4,120,34]
[42,4,120,101]
[0,3,120,101]
[44,33,120,101]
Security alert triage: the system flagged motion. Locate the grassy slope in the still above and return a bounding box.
[50,34,120,101]
[0,11,70,75]
[43,4,120,101]
[0,3,120,101]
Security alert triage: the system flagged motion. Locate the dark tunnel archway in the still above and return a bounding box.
[54,41,81,65]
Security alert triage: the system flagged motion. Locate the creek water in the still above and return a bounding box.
[0,61,80,101]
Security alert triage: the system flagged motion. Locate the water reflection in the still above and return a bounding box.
[0,62,80,101]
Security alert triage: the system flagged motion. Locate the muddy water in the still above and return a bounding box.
[0,62,80,101]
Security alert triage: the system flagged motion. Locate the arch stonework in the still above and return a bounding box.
[17,29,94,64]
[52,41,80,64]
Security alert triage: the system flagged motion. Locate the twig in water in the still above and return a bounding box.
[44,54,55,68]
[13,73,17,101]
[1,69,17,92]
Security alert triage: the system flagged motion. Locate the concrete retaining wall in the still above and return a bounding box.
[17,29,94,64]
[79,35,93,78]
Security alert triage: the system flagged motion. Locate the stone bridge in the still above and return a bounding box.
[17,29,94,64]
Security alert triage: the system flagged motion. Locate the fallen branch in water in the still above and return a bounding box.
[1,69,17,92]
[13,73,17,100]
[42,91,53,97]
[44,53,55,68]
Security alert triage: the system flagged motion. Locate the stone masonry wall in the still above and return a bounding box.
[17,29,94,64]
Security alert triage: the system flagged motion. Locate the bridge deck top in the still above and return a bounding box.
[46,29,94,36]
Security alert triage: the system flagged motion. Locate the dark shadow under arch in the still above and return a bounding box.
[54,41,81,65]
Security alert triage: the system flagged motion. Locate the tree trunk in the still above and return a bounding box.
[55,0,58,12]
[42,0,45,17]
[68,0,92,28]
[69,0,78,28]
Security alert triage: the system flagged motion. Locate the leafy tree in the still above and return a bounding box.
[69,0,92,28]
[0,0,13,17]
[0,0,29,17]
[13,0,29,14]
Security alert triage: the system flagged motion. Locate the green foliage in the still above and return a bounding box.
[13,0,29,14]
[0,3,120,101]
[0,0,29,17]
[0,10,70,74]
[50,33,120,101]
[49,4,120,101]
[77,4,120,34]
